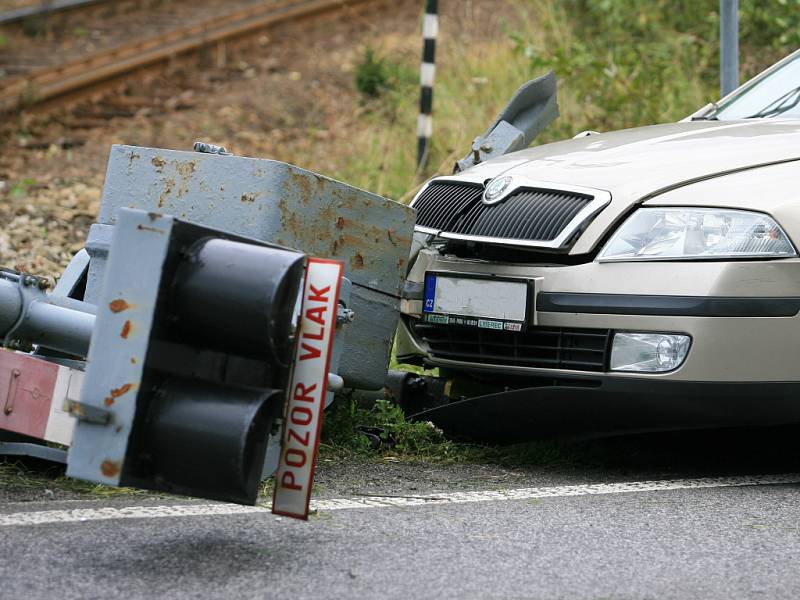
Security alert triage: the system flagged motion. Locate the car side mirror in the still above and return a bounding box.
[455,70,559,173]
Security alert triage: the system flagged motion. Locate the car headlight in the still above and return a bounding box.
[598,208,797,261]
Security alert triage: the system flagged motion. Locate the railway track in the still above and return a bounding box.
[0,0,275,77]
[0,0,375,114]
[0,0,111,26]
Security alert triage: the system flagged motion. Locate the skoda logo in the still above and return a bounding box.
[483,175,513,205]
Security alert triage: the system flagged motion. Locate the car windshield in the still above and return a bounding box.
[712,51,800,120]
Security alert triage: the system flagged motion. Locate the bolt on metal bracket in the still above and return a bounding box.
[336,304,355,325]
[193,141,232,155]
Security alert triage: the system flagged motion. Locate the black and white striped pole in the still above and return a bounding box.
[417,0,438,169]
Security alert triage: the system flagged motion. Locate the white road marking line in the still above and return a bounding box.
[0,504,265,527]
[1,474,798,527]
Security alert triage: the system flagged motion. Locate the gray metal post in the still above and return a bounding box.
[0,277,96,356]
[720,0,739,97]
[18,302,95,356]
[0,278,22,333]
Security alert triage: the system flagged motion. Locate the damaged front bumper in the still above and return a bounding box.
[395,248,800,441]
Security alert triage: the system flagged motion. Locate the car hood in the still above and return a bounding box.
[444,119,800,253]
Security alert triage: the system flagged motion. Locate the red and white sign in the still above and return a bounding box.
[0,349,79,446]
[272,258,343,520]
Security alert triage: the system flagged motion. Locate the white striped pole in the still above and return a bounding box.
[417,0,438,168]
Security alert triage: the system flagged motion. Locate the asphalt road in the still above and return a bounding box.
[2,428,800,599]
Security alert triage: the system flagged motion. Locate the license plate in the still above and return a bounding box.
[423,273,530,331]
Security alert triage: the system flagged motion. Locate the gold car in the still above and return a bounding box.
[397,50,800,442]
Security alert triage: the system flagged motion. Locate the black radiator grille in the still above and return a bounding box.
[413,181,483,231]
[411,320,611,372]
[451,189,592,242]
[412,181,594,244]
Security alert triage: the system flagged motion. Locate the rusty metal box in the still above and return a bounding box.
[85,145,415,389]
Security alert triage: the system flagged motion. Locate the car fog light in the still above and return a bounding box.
[610,332,691,373]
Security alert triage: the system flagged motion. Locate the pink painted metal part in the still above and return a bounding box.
[0,351,59,439]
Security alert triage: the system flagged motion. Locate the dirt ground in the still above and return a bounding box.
[0,0,421,276]
[0,0,511,279]
[0,0,35,11]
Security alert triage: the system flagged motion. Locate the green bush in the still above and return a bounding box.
[739,0,800,54]
[321,396,461,460]
[511,0,800,140]
[355,47,392,98]
[355,46,416,103]
[281,1,800,208]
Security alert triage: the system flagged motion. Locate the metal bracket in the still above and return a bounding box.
[65,398,112,425]
[2,269,42,350]
[336,304,355,325]
[0,267,97,356]
[193,141,232,155]
[0,442,67,464]
[3,369,20,415]
[455,71,559,172]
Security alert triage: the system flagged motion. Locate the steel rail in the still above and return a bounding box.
[0,0,112,26]
[0,0,373,113]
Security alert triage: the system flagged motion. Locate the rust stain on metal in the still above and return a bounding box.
[288,170,320,204]
[127,152,140,171]
[175,160,197,198]
[100,460,121,478]
[104,383,135,406]
[177,161,196,175]
[151,156,166,170]
[277,196,304,243]
[158,178,175,208]
[274,173,412,275]
[137,224,165,234]
[109,299,131,313]
[66,400,83,418]
[147,212,162,221]
[130,357,137,364]
[397,257,405,269]
[120,320,133,339]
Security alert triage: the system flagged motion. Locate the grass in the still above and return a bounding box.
[272,0,800,204]
[318,395,566,467]
[0,457,148,498]
[9,177,38,198]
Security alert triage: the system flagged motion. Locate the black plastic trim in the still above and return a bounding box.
[537,292,800,317]
[411,377,800,443]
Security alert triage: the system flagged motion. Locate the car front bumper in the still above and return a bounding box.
[398,250,800,383]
